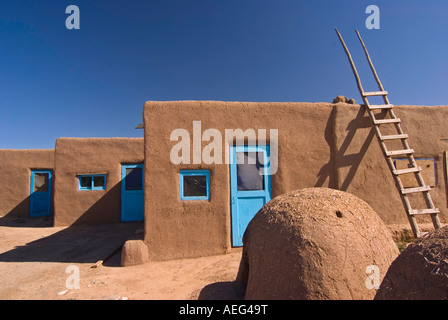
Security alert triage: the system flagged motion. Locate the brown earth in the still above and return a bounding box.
[237,188,400,300]
[0,215,440,300]
[375,225,448,300]
[0,217,242,300]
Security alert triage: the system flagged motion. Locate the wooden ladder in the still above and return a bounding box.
[335,29,442,237]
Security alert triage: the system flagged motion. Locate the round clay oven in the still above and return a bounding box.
[236,188,399,300]
[375,226,448,300]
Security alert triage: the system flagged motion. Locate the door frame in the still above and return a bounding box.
[120,163,144,221]
[229,145,272,247]
[29,169,53,217]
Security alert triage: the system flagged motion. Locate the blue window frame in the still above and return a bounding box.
[78,174,107,191]
[179,170,210,201]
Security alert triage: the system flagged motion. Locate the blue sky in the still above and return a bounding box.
[1,0,447,149]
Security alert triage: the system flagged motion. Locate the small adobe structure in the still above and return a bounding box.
[0,149,54,219]
[236,188,399,300]
[375,225,448,300]
[0,138,144,226]
[53,137,144,226]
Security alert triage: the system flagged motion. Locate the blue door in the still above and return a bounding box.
[230,145,272,247]
[30,170,52,217]
[121,164,144,221]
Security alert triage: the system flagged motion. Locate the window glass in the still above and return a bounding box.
[34,173,49,192]
[93,176,105,188]
[78,175,106,190]
[125,168,143,190]
[236,152,265,191]
[180,170,210,200]
[80,176,92,189]
[183,175,207,197]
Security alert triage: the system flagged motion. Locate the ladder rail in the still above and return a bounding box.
[335,28,442,237]
[334,29,365,96]
[364,104,423,236]
[355,30,389,104]
[355,29,432,188]
[354,30,442,231]
[355,30,415,160]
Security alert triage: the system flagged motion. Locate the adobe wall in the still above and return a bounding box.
[0,149,54,220]
[143,100,336,260]
[144,100,448,261]
[53,137,144,226]
[333,104,448,225]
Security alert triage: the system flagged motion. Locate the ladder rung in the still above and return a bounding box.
[380,134,409,141]
[386,149,414,156]
[363,91,388,97]
[334,30,441,239]
[368,104,394,110]
[373,118,401,125]
[393,166,421,175]
[409,208,440,216]
[401,186,432,194]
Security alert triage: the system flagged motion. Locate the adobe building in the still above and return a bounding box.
[0,149,54,220]
[142,100,448,261]
[1,99,448,263]
[53,137,144,226]
[0,138,144,226]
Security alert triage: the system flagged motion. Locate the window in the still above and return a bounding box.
[33,172,50,192]
[236,151,265,191]
[78,174,106,190]
[179,170,210,200]
[125,167,143,190]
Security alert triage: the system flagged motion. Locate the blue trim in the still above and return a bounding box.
[121,164,144,221]
[77,174,107,191]
[30,170,52,217]
[230,145,272,247]
[179,170,210,201]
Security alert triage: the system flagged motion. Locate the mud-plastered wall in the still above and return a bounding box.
[0,149,54,219]
[333,103,448,225]
[143,100,336,261]
[53,138,144,226]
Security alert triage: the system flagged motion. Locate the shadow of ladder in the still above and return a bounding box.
[335,28,442,238]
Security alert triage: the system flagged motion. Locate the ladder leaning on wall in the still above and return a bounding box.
[335,28,442,238]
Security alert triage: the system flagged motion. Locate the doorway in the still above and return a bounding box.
[229,145,272,246]
[121,164,144,221]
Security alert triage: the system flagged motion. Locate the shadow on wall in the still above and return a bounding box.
[68,182,122,226]
[315,106,375,191]
[0,195,45,226]
[0,183,142,264]
[444,152,448,208]
[314,107,338,189]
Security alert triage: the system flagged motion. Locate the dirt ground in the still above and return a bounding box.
[0,217,243,300]
[0,216,437,301]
